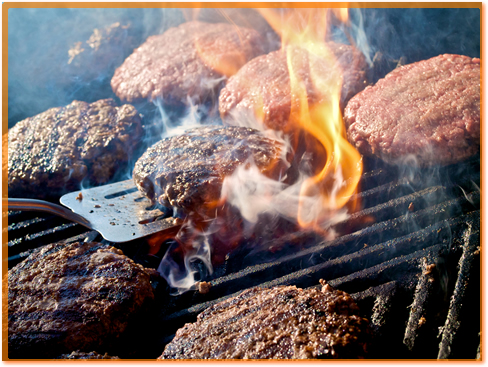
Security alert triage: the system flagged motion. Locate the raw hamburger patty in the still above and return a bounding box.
[111,21,266,105]
[160,283,371,359]
[7,99,143,199]
[344,54,480,166]
[219,43,368,132]
[133,126,289,217]
[7,241,154,359]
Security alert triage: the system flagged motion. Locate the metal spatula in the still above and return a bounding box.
[5,180,181,243]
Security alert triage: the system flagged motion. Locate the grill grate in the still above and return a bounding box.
[5,156,481,359]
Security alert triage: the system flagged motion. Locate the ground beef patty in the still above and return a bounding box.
[7,241,154,359]
[160,283,371,359]
[57,351,120,359]
[111,21,266,105]
[133,126,289,217]
[344,54,480,166]
[7,99,143,199]
[219,42,368,132]
[67,22,139,82]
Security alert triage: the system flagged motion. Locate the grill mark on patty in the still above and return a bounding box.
[7,241,155,358]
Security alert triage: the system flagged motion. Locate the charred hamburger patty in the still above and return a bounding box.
[111,21,266,105]
[219,42,368,132]
[344,54,480,166]
[7,241,154,359]
[160,283,371,359]
[133,126,289,217]
[7,99,143,199]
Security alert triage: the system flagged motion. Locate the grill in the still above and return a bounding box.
[6,155,481,360]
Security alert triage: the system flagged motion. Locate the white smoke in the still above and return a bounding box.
[157,220,214,295]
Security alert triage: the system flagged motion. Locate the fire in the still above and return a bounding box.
[150,8,365,293]
[258,8,363,229]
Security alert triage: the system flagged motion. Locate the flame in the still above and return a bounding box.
[258,8,363,229]
[148,8,365,293]
[333,8,350,24]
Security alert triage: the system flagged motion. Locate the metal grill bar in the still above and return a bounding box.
[5,157,481,359]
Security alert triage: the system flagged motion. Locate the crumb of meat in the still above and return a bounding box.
[68,42,85,64]
[198,281,212,294]
[423,264,436,275]
[418,316,427,327]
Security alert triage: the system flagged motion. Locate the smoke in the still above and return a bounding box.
[157,220,214,295]
[7,6,480,295]
[7,7,185,127]
[8,7,480,127]
[358,8,480,64]
[222,162,349,240]
[151,96,219,140]
[150,7,481,294]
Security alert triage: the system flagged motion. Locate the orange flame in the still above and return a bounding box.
[259,8,363,229]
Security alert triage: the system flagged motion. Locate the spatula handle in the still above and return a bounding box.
[3,198,92,229]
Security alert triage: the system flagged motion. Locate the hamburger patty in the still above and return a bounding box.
[160,283,371,359]
[7,241,154,359]
[7,99,143,199]
[344,54,480,166]
[67,22,139,81]
[57,351,120,359]
[219,42,368,132]
[133,126,289,217]
[111,21,266,105]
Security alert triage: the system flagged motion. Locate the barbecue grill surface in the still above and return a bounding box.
[6,156,481,360]
[6,7,481,360]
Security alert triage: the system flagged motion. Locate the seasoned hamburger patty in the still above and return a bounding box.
[160,283,371,359]
[67,22,139,81]
[58,351,120,359]
[111,21,266,105]
[344,54,480,166]
[219,42,368,132]
[7,241,154,359]
[133,126,289,217]
[7,99,143,199]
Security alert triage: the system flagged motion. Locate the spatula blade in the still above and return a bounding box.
[60,180,179,243]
